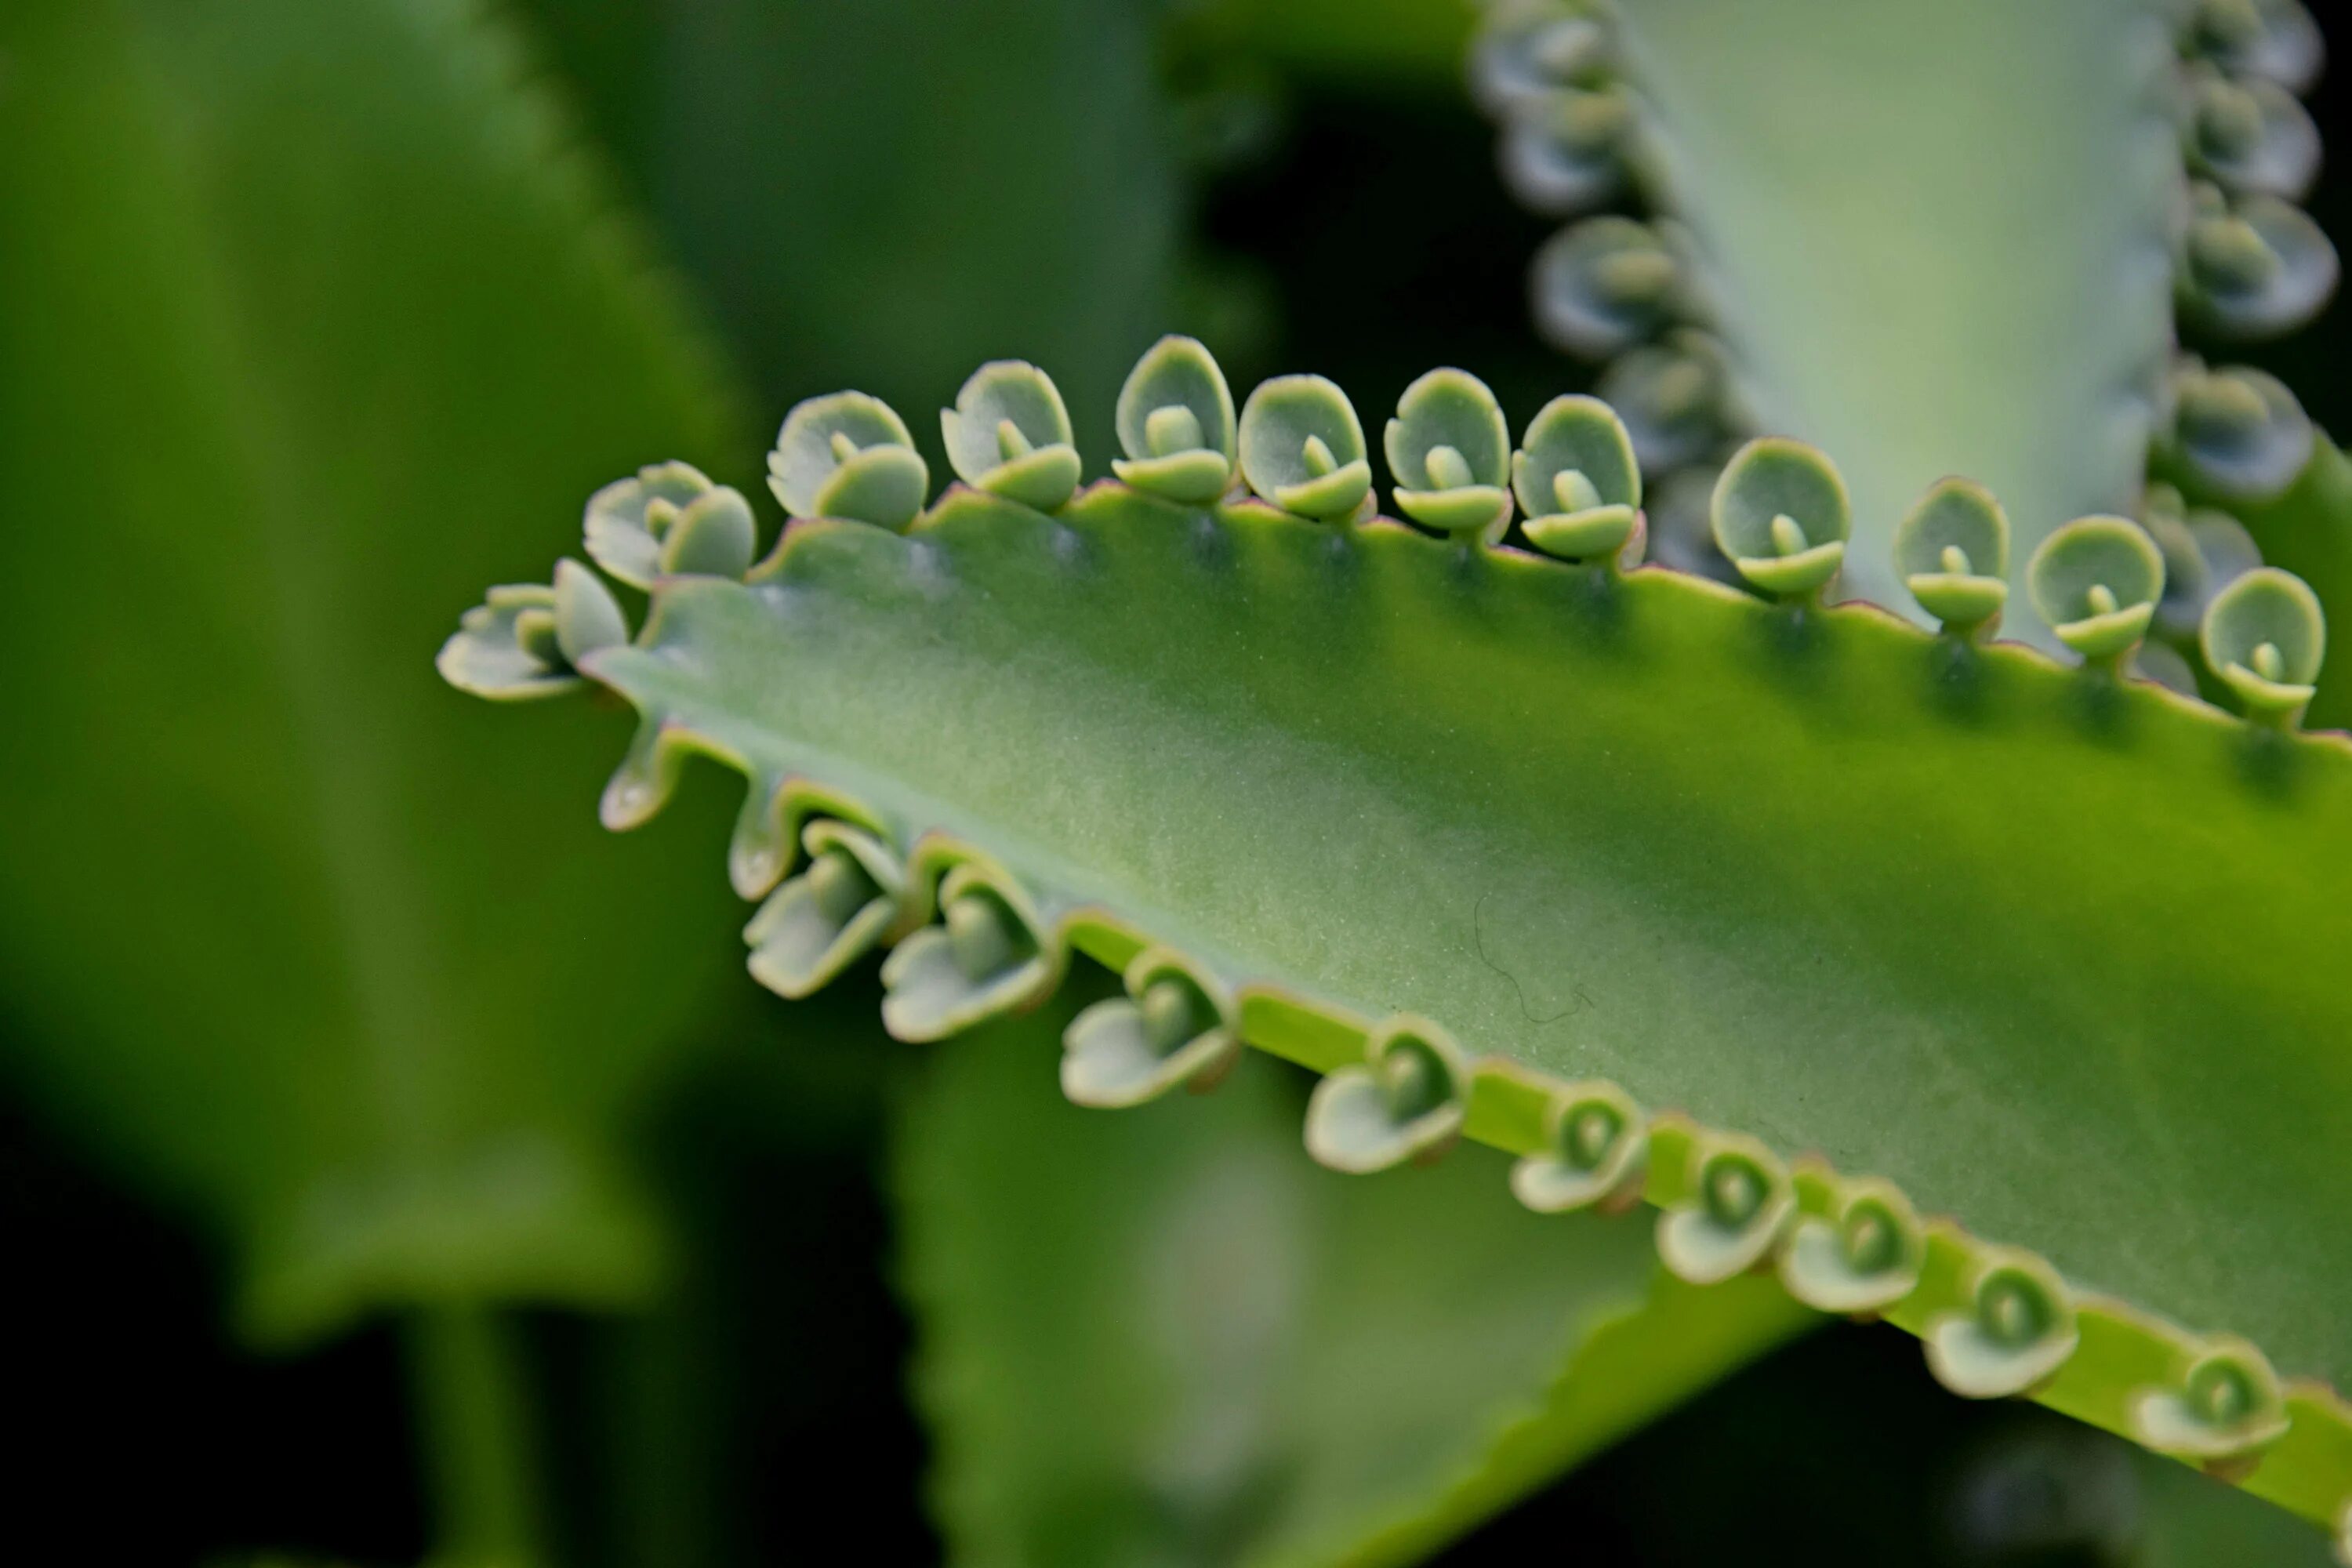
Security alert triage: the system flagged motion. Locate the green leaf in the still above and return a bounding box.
[898,985,1809,1568]
[0,0,747,1343]
[544,458,2352,1526]
[1603,0,2176,644]
[522,0,1181,459]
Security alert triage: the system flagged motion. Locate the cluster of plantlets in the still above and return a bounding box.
[443,329,2352,1545]
[1471,0,2338,682]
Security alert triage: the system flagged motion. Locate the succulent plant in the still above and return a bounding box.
[443,328,2352,1543]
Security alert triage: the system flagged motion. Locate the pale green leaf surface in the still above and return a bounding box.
[0,0,746,1342]
[899,984,1809,1568]
[594,481,2352,1407]
[1612,0,2176,644]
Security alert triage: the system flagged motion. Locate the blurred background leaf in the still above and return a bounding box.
[0,0,768,1559]
[0,0,749,1349]
[898,979,1811,1568]
[521,0,1181,458]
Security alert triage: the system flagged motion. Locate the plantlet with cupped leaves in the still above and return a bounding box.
[448,327,2352,1545]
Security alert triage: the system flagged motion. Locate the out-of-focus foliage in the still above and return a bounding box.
[1606,0,2174,641]
[522,0,1180,457]
[899,982,1809,1568]
[0,0,747,1345]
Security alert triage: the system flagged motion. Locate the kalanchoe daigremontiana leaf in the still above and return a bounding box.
[1303,1018,1468,1174]
[1927,1251,2081,1399]
[768,390,930,532]
[584,460,753,588]
[1385,367,1515,540]
[881,863,1058,1042]
[744,819,905,1000]
[2185,0,2325,96]
[437,560,630,702]
[1060,947,1240,1109]
[1110,335,1236,504]
[2178,183,2339,341]
[1509,1080,1646,1214]
[1531,216,1686,357]
[2164,361,2316,503]
[1894,477,2012,637]
[1711,436,1850,601]
[452,361,2352,1533]
[2183,65,2321,200]
[941,360,1082,512]
[1599,328,1733,474]
[2131,1338,2292,1464]
[1238,372,1374,521]
[1657,1133,1792,1287]
[1512,392,1642,563]
[1779,1177,1926,1317]
[2027,516,2167,667]
[2201,566,2327,725]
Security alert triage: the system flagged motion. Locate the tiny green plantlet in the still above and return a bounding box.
[443,334,2352,1541]
[1061,946,1242,1109]
[1708,436,1850,602]
[2027,516,2169,670]
[1779,1175,1927,1319]
[2206,566,2330,724]
[1653,1133,1791,1288]
[2180,182,2339,339]
[1385,368,1515,541]
[1893,478,2013,640]
[1303,1017,1471,1174]
[1238,371,1374,521]
[1112,333,1239,504]
[942,359,1082,512]
[584,462,758,588]
[1926,1251,2080,1402]
[1507,1080,1646,1214]
[2134,1338,2295,1466]
[1512,392,1643,562]
[768,390,932,532]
